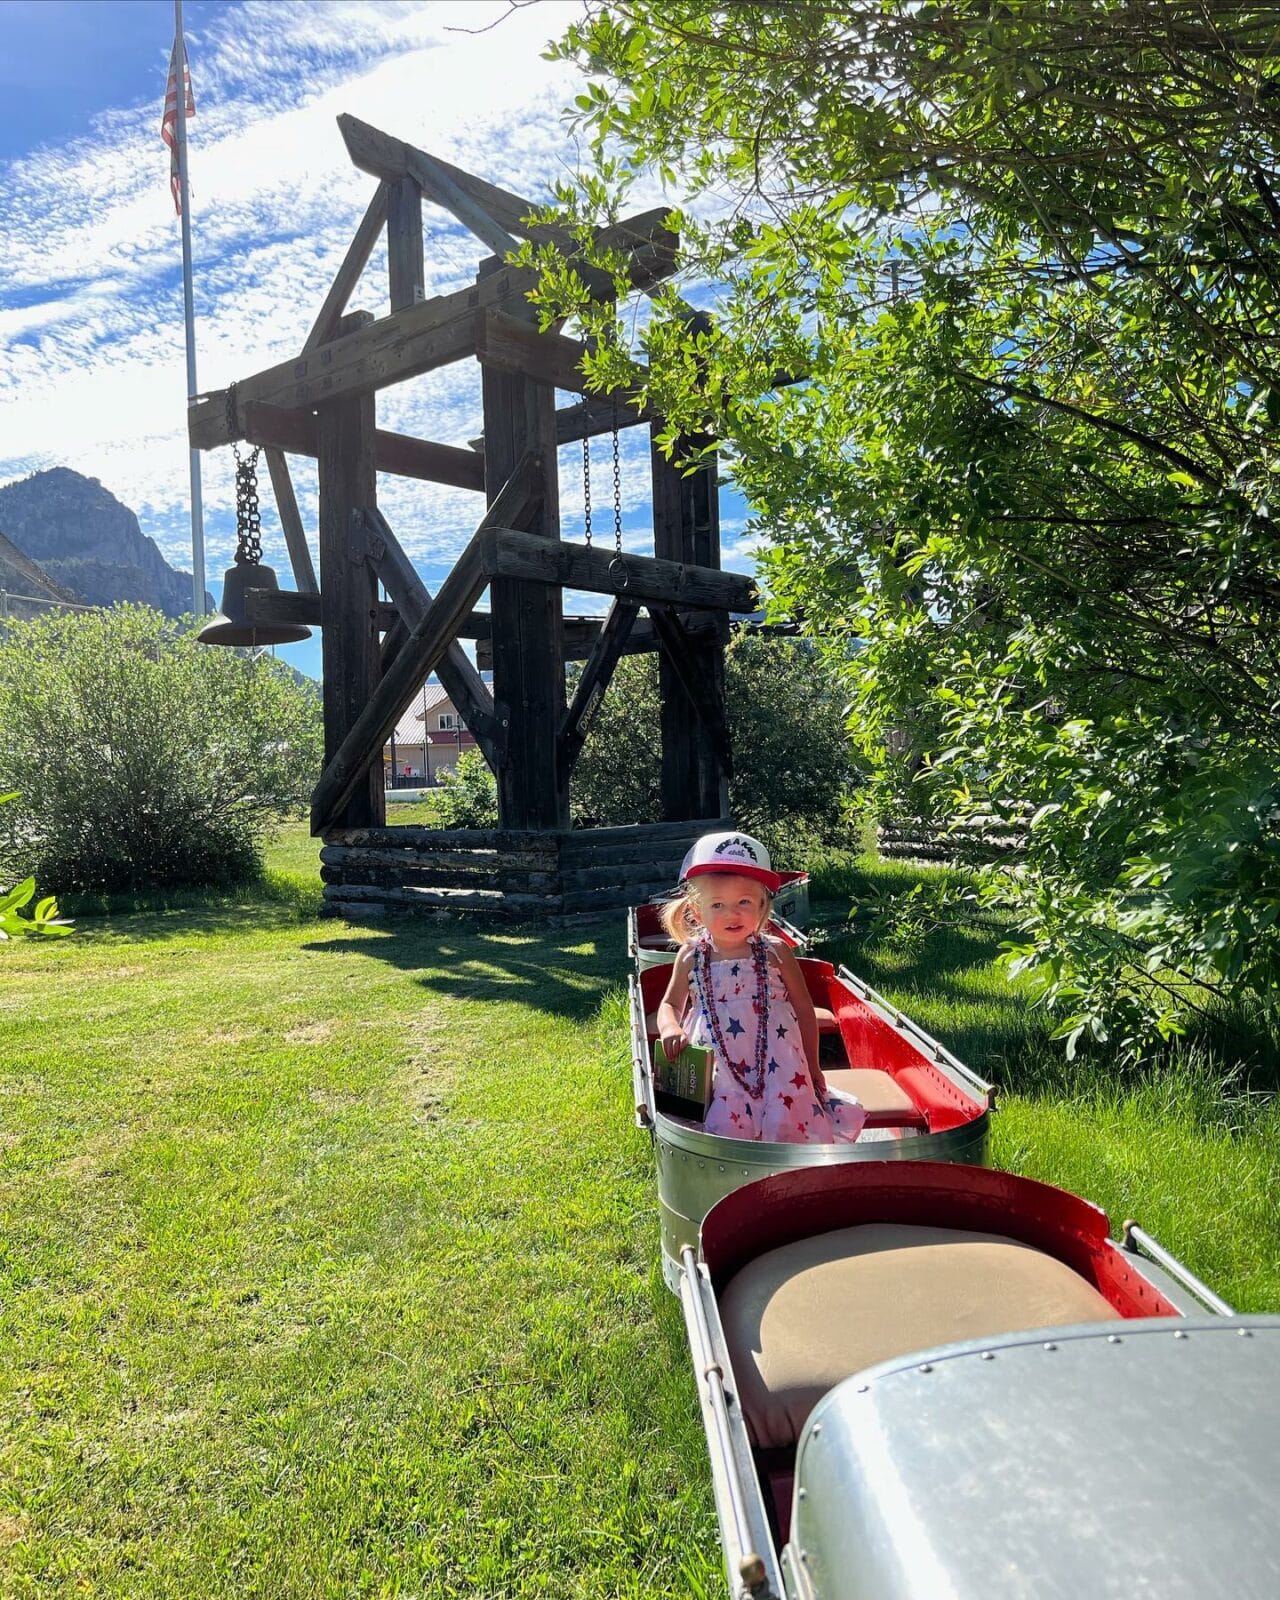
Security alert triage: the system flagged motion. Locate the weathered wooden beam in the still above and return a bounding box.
[303,182,388,353]
[361,506,505,772]
[557,613,723,662]
[188,266,530,449]
[371,426,485,490]
[554,393,656,443]
[316,311,383,832]
[246,588,398,630]
[412,152,548,241]
[595,208,681,294]
[197,398,485,491]
[480,261,568,831]
[558,598,640,781]
[341,114,521,258]
[338,117,679,295]
[244,591,613,649]
[484,525,756,612]
[310,456,541,833]
[652,423,729,820]
[387,175,425,311]
[311,530,490,834]
[262,447,318,592]
[469,395,655,454]
[648,605,734,778]
[475,612,617,671]
[379,615,408,674]
[478,311,650,398]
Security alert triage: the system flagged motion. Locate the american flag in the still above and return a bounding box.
[160,35,196,216]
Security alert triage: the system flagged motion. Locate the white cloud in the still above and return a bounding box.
[0,0,763,638]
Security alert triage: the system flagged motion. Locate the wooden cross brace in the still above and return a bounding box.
[309,452,544,835]
[309,470,755,834]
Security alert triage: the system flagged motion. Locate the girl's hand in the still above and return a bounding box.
[661,1026,689,1061]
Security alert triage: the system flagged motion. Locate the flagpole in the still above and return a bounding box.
[173,0,206,617]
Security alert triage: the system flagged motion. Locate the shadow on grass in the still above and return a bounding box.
[59,868,325,942]
[302,918,633,1022]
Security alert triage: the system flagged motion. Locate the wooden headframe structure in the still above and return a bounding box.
[189,115,752,916]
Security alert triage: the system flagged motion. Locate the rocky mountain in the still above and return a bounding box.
[0,529,84,621]
[0,467,212,619]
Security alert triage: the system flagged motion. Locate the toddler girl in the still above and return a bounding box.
[656,832,865,1144]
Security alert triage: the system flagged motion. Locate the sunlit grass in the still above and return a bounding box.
[0,893,719,1598]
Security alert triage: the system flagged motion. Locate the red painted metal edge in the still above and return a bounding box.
[699,1162,1179,1319]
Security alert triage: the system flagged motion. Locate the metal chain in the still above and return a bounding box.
[225,384,263,565]
[611,401,623,558]
[582,430,593,548]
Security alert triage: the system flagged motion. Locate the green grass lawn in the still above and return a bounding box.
[2,829,1277,1596]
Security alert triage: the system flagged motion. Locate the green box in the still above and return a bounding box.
[652,1038,713,1120]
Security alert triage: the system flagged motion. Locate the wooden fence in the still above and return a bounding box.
[877,813,1028,867]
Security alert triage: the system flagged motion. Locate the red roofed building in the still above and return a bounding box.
[383,683,477,787]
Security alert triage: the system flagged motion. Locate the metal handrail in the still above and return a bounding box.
[629,978,655,1129]
[836,962,994,1100]
[679,1246,769,1598]
[1121,1221,1236,1317]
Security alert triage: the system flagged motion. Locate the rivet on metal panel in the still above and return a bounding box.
[718,1164,726,1173]
[799,1551,809,1565]
[857,1384,870,1393]
[1173,1329,1188,1339]
[918,1363,933,1373]
[1043,1342,1057,1352]
[1239,1327,1253,1337]
[811,1423,822,1437]
[797,1488,807,1502]
[981,1351,995,1361]
[1107,1334,1123,1344]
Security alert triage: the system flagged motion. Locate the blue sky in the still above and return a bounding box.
[0,0,758,682]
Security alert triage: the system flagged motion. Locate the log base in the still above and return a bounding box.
[319,817,730,921]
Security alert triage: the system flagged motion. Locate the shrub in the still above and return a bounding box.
[570,632,857,857]
[431,746,498,829]
[0,606,323,894]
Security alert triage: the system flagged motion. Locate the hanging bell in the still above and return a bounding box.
[197,429,311,647]
[196,558,311,647]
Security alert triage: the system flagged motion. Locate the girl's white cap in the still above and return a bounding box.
[679,831,780,893]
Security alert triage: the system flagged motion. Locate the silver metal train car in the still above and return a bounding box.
[679,1160,1280,1600]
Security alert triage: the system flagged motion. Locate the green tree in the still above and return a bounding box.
[0,606,323,895]
[536,1,1280,1054]
[571,632,856,859]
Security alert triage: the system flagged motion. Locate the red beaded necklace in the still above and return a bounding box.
[691,931,771,1101]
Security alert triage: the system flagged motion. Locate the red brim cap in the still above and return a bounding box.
[684,861,781,894]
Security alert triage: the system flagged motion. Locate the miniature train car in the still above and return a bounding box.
[630,957,994,1289]
[678,1160,1279,1600]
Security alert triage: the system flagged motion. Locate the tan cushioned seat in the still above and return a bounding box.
[821,1068,916,1116]
[814,1006,839,1033]
[720,1223,1121,1449]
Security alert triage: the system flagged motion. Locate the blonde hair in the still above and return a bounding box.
[660,873,773,946]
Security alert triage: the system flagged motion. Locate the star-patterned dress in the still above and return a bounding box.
[687,943,867,1144]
